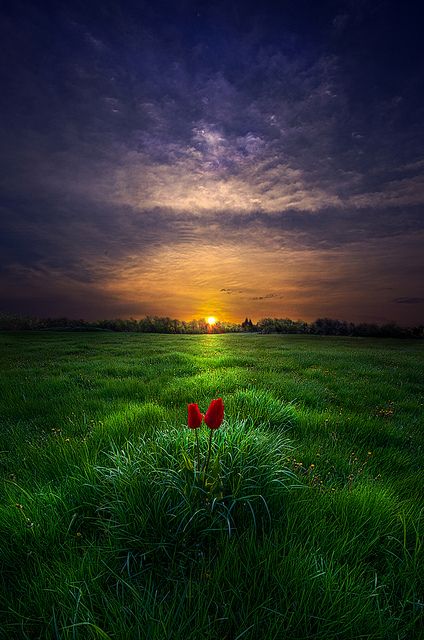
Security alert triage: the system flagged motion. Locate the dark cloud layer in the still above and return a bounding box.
[1,0,423,323]
[393,297,424,305]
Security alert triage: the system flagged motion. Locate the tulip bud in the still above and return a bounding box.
[187,403,203,429]
[204,398,224,430]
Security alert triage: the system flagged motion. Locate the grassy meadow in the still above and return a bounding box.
[0,331,423,639]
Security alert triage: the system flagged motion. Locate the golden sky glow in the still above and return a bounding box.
[37,232,418,324]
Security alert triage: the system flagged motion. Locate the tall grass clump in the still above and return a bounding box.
[94,416,295,554]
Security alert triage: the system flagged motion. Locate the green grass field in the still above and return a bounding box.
[0,332,423,639]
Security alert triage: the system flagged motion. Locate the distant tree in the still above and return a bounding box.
[310,318,350,336]
[0,313,421,337]
[241,317,256,332]
[257,317,308,334]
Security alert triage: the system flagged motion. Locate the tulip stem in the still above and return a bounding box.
[195,429,200,473]
[203,429,214,477]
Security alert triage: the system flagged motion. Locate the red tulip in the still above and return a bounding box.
[187,403,203,429]
[204,398,224,430]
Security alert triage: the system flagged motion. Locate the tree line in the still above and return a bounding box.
[0,313,422,338]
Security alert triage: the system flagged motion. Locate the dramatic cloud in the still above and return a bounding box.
[1,0,423,323]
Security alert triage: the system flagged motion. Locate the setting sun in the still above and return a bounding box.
[207,316,217,325]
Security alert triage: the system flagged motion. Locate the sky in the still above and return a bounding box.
[1,0,424,324]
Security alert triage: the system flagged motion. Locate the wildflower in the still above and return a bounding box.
[187,403,203,429]
[204,398,224,430]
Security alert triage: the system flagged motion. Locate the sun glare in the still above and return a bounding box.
[207,316,217,325]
